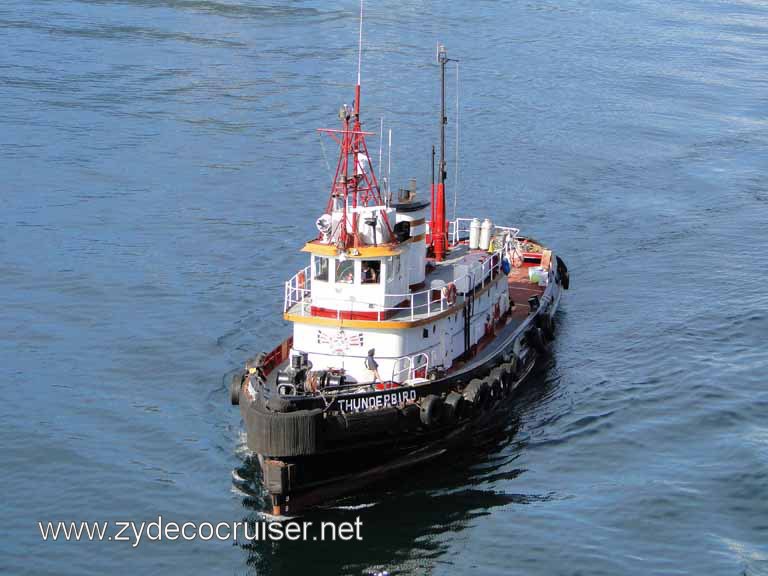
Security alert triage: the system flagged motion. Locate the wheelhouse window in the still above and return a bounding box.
[335,259,355,284]
[361,260,381,284]
[313,256,329,282]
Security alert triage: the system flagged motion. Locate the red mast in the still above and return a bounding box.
[318,0,388,249]
[432,44,452,262]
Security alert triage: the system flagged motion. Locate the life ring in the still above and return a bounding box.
[297,270,306,291]
[441,283,457,306]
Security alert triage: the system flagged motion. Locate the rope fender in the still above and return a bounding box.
[246,400,324,457]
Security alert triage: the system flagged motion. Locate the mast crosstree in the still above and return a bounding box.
[317,0,388,249]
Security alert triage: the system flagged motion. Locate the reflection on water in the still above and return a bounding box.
[237,363,562,575]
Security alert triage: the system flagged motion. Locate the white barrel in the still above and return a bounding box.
[479,218,494,251]
[469,218,481,249]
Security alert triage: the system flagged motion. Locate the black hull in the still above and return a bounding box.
[236,276,564,516]
[251,356,537,514]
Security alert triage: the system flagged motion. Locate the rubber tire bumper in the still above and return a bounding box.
[230,370,245,406]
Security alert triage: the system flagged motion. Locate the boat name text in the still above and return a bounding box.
[338,389,417,413]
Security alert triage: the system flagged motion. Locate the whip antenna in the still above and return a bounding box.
[357,0,364,87]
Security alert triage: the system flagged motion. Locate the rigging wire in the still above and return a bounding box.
[318,131,332,178]
[453,60,460,222]
[378,116,384,178]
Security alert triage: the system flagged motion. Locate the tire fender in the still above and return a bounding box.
[463,379,489,411]
[442,391,465,423]
[528,325,547,354]
[230,370,245,405]
[419,394,444,427]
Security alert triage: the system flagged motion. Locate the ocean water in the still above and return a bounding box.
[2,0,767,574]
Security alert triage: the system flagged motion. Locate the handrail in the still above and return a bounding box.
[392,352,430,383]
[284,227,508,323]
[448,218,519,246]
[284,265,312,313]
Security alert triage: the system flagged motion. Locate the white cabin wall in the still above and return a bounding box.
[291,274,510,384]
[383,254,408,309]
[311,255,389,312]
[395,208,428,287]
[292,323,406,383]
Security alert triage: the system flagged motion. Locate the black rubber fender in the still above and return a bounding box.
[245,401,324,457]
[505,354,519,383]
[499,363,514,394]
[556,256,570,290]
[528,325,547,354]
[463,378,489,411]
[442,391,464,423]
[420,394,444,427]
[539,313,556,341]
[487,370,503,405]
[230,370,245,406]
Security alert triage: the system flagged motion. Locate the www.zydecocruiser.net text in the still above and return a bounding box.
[38,516,364,547]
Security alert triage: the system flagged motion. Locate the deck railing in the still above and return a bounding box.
[448,218,520,247]
[283,251,504,323]
[283,265,312,314]
[392,352,430,383]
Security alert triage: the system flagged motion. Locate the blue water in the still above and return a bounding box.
[2,1,767,574]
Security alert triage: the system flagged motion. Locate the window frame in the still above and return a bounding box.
[313,255,330,282]
[361,260,381,285]
[335,258,356,285]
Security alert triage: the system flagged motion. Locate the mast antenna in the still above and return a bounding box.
[357,0,364,87]
[316,0,390,248]
[432,43,458,262]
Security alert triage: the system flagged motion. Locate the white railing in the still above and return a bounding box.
[392,352,430,383]
[448,218,520,247]
[283,265,311,313]
[283,252,504,322]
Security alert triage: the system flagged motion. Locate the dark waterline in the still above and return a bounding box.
[2,1,767,574]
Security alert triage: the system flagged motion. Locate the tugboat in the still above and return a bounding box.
[230,6,569,516]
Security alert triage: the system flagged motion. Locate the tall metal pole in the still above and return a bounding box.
[433,44,449,261]
[429,144,436,244]
[439,46,447,189]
